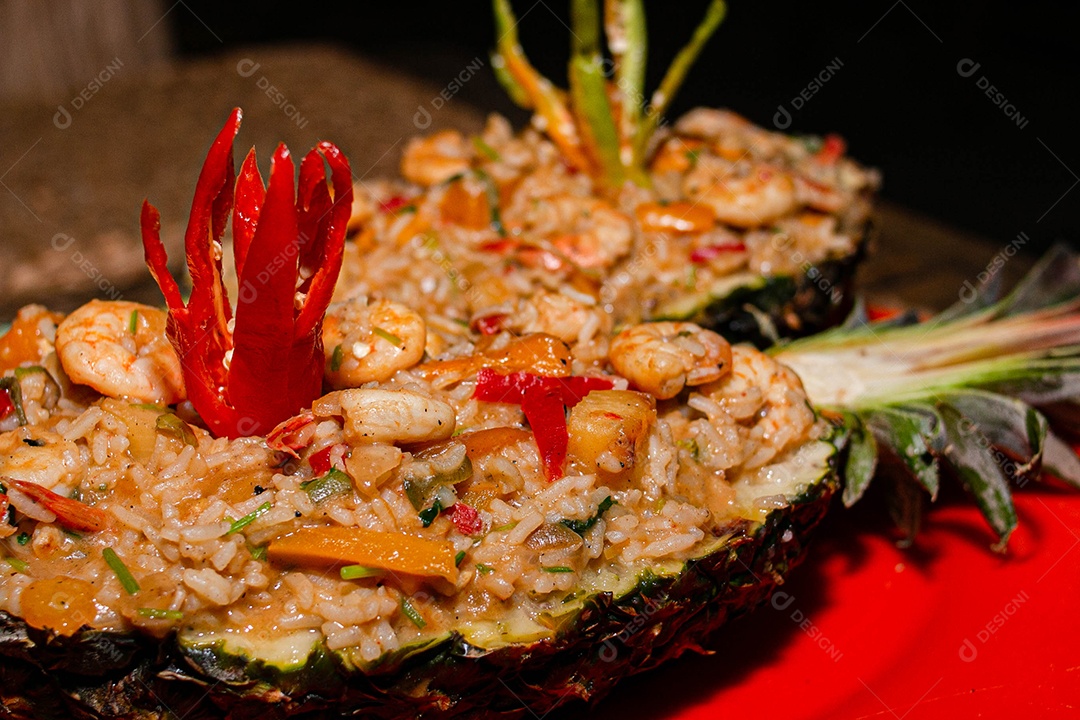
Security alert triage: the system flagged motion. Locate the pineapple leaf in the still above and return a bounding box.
[838,411,877,507]
[885,473,924,548]
[936,403,1018,550]
[864,405,942,500]
[1041,431,1080,489]
[934,389,1047,481]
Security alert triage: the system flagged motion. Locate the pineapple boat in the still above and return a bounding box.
[338,0,879,349]
[0,109,1078,719]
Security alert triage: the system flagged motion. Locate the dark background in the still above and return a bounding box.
[172,0,1079,253]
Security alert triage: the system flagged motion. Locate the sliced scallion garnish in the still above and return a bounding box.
[227,502,272,535]
[103,547,140,594]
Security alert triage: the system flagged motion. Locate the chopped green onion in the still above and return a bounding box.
[16,532,30,546]
[137,607,183,620]
[561,496,616,535]
[454,550,466,566]
[330,343,345,372]
[128,309,139,335]
[130,402,165,412]
[248,544,267,561]
[227,502,272,535]
[492,521,517,533]
[542,566,574,573]
[372,327,403,346]
[472,136,501,162]
[103,548,140,594]
[301,468,353,504]
[677,438,701,461]
[418,499,443,528]
[340,565,383,580]
[569,0,625,188]
[156,413,198,447]
[685,148,702,167]
[5,557,28,573]
[475,563,494,575]
[400,597,427,628]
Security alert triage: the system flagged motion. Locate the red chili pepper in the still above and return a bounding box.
[8,480,110,533]
[474,314,507,336]
[473,369,614,480]
[308,443,347,476]
[816,134,846,165]
[0,389,13,421]
[690,242,747,264]
[478,238,518,254]
[141,108,353,438]
[378,195,412,213]
[450,503,483,536]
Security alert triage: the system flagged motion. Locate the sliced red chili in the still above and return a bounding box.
[473,370,614,480]
[450,503,483,536]
[141,108,353,438]
[815,134,846,165]
[379,195,412,213]
[308,443,347,477]
[474,314,507,336]
[0,389,13,421]
[690,242,747,264]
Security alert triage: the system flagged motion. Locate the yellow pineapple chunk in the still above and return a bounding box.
[567,390,655,482]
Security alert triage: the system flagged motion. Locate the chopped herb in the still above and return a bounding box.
[472,136,502,161]
[340,565,382,580]
[475,563,494,575]
[5,557,28,573]
[63,529,82,540]
[685,148,701,167]
[156,413,198,447]
[372,327,403,346]
[103,548,140,594]
[654,496,667,514]
[227,502,272,535]
[492,521,517,533]
[454,550,466,566]
[128,309,139,335]
[561,591,579,604]
[301,468,353,504]
[16,533,30,546]
[248,544,267,561]
[400,597,427,628]
[474,169,507,237]
[330,343,344,372]
[677,438,701,461]
[418,499,444,528]
[137,607,184,620]
[130,402,166,412]
[542,566,574,573]
[561,496,616,535]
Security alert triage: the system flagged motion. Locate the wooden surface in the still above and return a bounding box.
[0,44,1023,321]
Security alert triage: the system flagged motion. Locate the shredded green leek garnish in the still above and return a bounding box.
[103,548,140,594]
[227,502,272,535]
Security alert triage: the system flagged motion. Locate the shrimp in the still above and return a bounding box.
[55,300,184,405]
[683,156,797,228]
[539,195,634,269]
[337,388,456,445]
[322,298,427,389]
[508,290,611,345]
[701,345,815,469]
[674,108,795,160]
[609,322,732,400]
[401,130,471,187]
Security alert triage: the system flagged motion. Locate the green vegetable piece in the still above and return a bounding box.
[340,565,383,580]
[227,502,272,535]
[103,548,140,594]
[0,377,27,426]
[472,136,501,161]
[16,533,30,546]
[128,309,139,335]
[569,0,625,188]
[156,413,198,447]
[475,563,494,575]
[418,500,443,528]
[137,607,183,620]
[400,597,427,628]
[839,411,878,507]
[372,327,403,346]
[542,566,574,573]
[454,550,466,567]
[248,544,267,561]
[561,495,615,535]
[301,469,352,505]
[330,344,345,372]
[5,557,29,573]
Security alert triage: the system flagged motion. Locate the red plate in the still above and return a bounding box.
[581,482,1080,719]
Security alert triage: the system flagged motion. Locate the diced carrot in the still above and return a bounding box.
[268,526,458,583]
[419,333,572,382]
[460,427,533,461]
[9,480,110,533]
[439,180,490,230]
[635,201,716,234]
